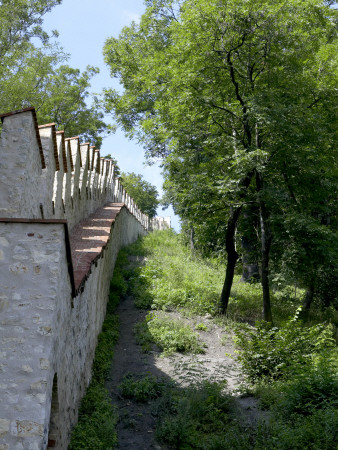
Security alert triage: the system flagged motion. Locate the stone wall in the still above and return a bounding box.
[0,108,169,449]
[150,216,171,231]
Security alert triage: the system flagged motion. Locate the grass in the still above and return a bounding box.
[129,230,223,315]
[117,373,251,450]
[127,229,320,326]
[70,229,338,449]
[118,373,170,402]
[69,251,128,449]
[134,312,206,355]
[126,230,338,449]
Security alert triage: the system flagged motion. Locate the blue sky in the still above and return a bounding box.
[42,0,180,230]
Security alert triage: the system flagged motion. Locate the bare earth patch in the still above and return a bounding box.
[106,304,242,448]
[105,258,261,449]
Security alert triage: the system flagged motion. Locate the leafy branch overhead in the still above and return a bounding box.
[0,0,112,148]
[103,0,338,320]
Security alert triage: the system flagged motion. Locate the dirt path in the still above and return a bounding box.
[106,294,163,449]
[105,257,243,449]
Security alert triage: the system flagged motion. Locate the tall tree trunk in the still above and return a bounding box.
[240,206,260,283]
[241,236,260,282]
[303,283,315,310]
[256,171,273,323]
[220,206,242,314]
[190,226,195,251]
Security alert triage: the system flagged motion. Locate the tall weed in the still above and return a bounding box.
[135,312,206,355]
[154,381,252,449]
[277,352,338,417]
[69,252,125,448]
[255,407,338,449]
[130,230,224,314]
[234,308,335,383]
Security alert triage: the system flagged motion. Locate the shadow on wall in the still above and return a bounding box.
[0,107,169,450]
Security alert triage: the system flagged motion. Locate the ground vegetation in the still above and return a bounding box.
[70,231,338,449]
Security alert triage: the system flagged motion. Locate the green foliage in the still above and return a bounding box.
[0,0,61,74]
[69,383,117,450]
[234,309,335,383]
[69,231,338,449]
[0,0,110,147]
[277,353,338,417]
[129,231,332,325]
[133,317,153,352]
[104,0,338,317]
[36,65,111,148]
[154,381,250,449]
[195,322,208,331]
[227,279,265,324]
[110,269,128,298]
[135,312,205,355]
[91,315,119,385]
[240,342,338,449]
[118,373,169,402]
[120,172,159,218]
[254,357,338,449]
[130,230,223,315]
[0,0,64,113]
[69,252,127,448]
[256,407,338,450]
[123,237,149,257]
[108,250,129,307]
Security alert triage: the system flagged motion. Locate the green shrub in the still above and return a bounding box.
[253,382,284,410]
[91,315,119,384]
[195,322,208,331]
[69,384,118,449]
[134,318,154,352]
[155,381,241,449]
[255,407,338,450]
[124,237,149,256]
[277,352,338,417]
[234,309,335,383]
[118,373,169,402]
[110,270,127,297]
[131,265,155,309]
[135,313,206,355]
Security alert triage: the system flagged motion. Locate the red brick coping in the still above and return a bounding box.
[0,202,127,300]
[69,203,125,293]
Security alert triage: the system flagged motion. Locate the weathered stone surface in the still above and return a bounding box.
[0,108,167,449]
[0,419,10,437]
[14,421,44,437]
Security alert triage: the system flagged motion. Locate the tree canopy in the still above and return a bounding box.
[103,0,338,320]
[120,172,159,218]
[37,65,112,148]
[0,0,111,147]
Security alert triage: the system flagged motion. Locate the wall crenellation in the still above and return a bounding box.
[0,106,151,230]
[0,107,169,449]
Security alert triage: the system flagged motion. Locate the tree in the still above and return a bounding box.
[104,153,121,176]
[37,65,112,148]
[0,0,61,56]
[0,0,63,107]
[0,0,111,147]
[103,0,338,319]
[120,172,159,218]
